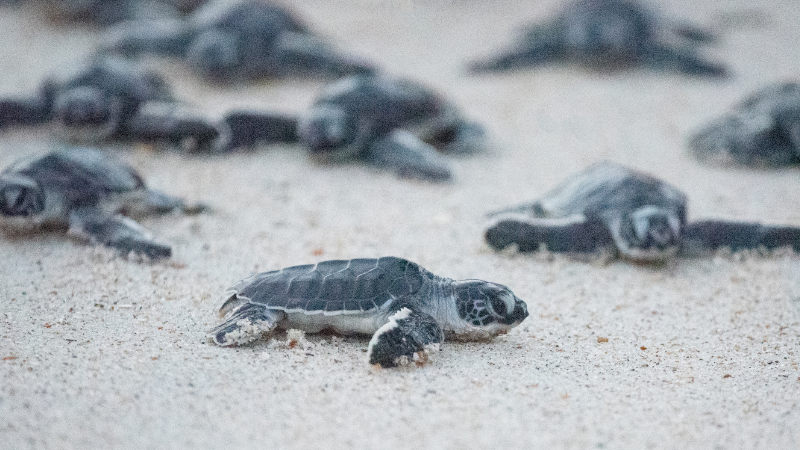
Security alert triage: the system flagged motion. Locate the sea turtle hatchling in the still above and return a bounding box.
[0,147,204,259]
[209,257,528,368]
[101,0,375,82]
[468,0,726,77]
[296,74,486,181]
[230,74,487,180]
[0,56,297,152]
[689,82,800,167]
[485,161,800,262]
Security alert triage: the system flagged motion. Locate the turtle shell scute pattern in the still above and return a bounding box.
[229,257,428,314]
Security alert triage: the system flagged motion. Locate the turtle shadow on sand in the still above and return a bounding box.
[485,161,800,264]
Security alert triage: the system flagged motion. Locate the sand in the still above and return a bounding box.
[1,0,800,448]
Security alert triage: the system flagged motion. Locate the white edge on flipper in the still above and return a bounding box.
[365,307,440,367]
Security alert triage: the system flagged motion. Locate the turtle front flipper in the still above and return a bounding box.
[485,214,615,254]
[0,85,53,129]
[467,23,564,73]
[681,221,800,256]
[123,101,222,152]
[101,18,195,57]
[640,43,727,77]
[68,208,172,260]
[367,308,444,368]
[208,301,285,346]
[268,32,376,78]
[217,110,299,152]
[365,130,452,182]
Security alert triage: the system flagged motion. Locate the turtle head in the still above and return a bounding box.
[0,173,45,217]
[449,280,528,339]
[564,0,649,68]
[298,104,359,158]
[616,205,682,261]
[54,86,122,141]
[186,30,242,80]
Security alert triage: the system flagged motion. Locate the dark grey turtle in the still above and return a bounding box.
[101,0,375,82]
[209,256,528,368]
[14,0,207,26]
[294,74,486,181]
[689,82,800,167]
[0,147,204,259]
[468,0,726,77]
[0,56,297,152]
[485,161,800,262]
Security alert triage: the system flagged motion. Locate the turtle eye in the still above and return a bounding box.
[491,296,507,316]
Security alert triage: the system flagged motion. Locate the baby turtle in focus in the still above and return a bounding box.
[209,257,528,368]
[689,82,800,167]
[102,0,375,82]
[0,147,204,259]
[0,56,296,152]
[468,0,726,77]
[485,161,800,262]
[15,0,207,26]
[295,74,486,181]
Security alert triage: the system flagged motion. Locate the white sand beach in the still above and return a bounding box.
[1,0,800,448]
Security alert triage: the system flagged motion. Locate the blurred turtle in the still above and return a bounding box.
[689,82,800,167]
[0,56,298,152]
[485,161,800,262]
[5,0,207,26]
[209,256,528,368]
[0,147,205,259]
[295,74,487,181]
[468,0,726,77]
[102,0,375,82]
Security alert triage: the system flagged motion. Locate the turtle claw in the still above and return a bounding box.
[367,308,443,368]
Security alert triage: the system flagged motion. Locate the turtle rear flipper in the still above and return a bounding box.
[367,308,443,368]
[208,302,285,346]
[366,130,452,182]
[681,221,800,256]
[641,43,727,77]
[267,32,375,78]
[485,214,615,254]
[68,208,172,260]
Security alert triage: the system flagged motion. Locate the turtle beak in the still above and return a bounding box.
[506,298,528,325]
